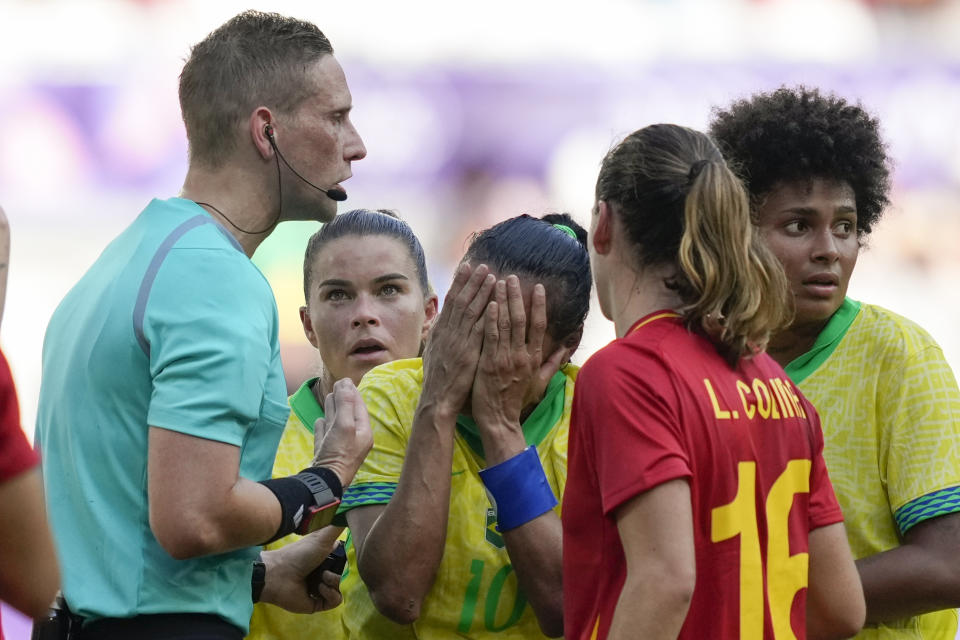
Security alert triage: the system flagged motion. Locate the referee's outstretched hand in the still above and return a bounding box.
[311,378,373,489]
[260,524,344,613]
[421,262,497,417]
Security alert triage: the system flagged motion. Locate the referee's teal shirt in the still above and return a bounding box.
[36,198,289,632]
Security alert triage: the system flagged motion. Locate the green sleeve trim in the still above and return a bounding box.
[895,485,960,535]
[339,481,398,511]
[335,482,398,527]
[784,298,862,384]
[455,369,568,460]
[288,377,324,435]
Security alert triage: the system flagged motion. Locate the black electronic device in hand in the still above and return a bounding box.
[306,540,347,600]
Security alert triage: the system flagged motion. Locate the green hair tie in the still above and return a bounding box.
[552,224,577,240]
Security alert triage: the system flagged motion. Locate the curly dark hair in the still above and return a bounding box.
[709,86,892,237]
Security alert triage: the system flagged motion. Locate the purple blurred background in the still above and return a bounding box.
[4,0,960,636]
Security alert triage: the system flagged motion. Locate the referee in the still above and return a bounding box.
[35,11,369,639]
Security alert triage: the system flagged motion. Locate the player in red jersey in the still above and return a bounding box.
[562,124,865,640]
[0,205,59,634]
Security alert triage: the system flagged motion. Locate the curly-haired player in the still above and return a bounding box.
[712,86,960,639]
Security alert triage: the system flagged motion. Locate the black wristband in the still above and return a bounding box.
[258,467,342,544]
[298,466,342,500]
[259,475,313,543]
[251,553,266,603]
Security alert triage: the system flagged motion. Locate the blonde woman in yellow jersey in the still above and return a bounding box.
[712,86,960,639]
[338,213,591,639]
[247,209,438,640]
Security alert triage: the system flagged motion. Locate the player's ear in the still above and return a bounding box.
[593,201,613,255]
[300,306,320,349]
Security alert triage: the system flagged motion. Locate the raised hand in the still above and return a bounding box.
[471,276,568,464]
[420,262,497,417]
[312,378,373,488]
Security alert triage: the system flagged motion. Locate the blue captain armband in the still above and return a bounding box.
[479,445,557,532]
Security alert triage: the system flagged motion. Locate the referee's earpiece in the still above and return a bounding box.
[262,121,348,202]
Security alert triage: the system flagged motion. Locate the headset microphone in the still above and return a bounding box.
[264,125,348,201]
[194,123,348,235]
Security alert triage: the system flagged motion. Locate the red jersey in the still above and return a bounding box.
[562,312,842,640]
[0,349,37,482]
[0,349,39,640]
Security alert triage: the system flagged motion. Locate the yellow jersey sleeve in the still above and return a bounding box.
[247,382,346,640]
[797,303,960,640]
[339,360,576,639]
[340,359,424,511]
[879,334,960,533]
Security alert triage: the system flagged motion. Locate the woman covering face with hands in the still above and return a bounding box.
[338,213,590,640]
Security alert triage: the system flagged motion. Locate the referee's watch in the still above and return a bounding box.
[251,554,266,603]
[293,469,341,535]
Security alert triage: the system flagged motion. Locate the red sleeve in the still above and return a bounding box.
[579,343,691,517]
[802,395,843,530]
[0,350,39,481]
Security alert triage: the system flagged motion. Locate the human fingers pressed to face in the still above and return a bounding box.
[484,287,503,360]
[524,281,547,362]
[505,275,528,353]
[493,279,510,354]
[755,178,859,331]
[303,235,431,389]
[470,278,525,432]
[443,263,495,331]
[485,273,558,358]
[419,263,496,415]
[517,279,555,409]
[473,274,560,419]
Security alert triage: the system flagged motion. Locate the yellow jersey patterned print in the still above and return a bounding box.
[786,299,960,639]
[339,358,576,639]
[247,378,345,640]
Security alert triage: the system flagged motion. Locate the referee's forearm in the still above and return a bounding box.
[151,475,281,559]
[148,427,282,559]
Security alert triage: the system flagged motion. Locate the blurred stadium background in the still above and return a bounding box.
[3,0,960,636]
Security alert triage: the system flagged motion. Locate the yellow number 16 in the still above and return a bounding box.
[711,460,811,640]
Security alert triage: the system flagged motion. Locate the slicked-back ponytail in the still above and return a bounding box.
[596,124,791,362]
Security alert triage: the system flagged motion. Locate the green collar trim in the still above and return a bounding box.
[784,298,862,384]
[455,370,567,460]
[289,377,325,434]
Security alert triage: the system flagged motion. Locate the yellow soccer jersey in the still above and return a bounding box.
[786,299,960,639]
[339,358,576,640]
[247,378,346,640]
